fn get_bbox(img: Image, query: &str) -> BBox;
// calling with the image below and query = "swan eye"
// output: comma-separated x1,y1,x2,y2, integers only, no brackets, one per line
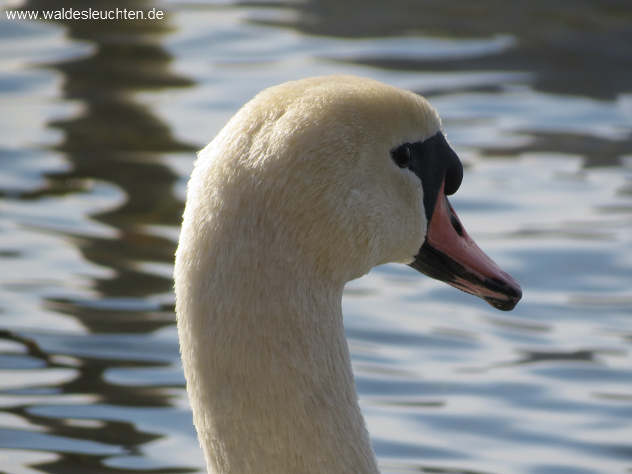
391,143,412,168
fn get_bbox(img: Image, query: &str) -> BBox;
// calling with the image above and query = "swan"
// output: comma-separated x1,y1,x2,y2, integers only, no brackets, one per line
174,75,521,474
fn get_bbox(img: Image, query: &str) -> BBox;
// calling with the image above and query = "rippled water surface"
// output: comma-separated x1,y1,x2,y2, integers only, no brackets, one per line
1,1,631,473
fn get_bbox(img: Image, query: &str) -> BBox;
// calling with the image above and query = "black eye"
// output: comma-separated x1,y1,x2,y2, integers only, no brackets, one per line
391,143,412,168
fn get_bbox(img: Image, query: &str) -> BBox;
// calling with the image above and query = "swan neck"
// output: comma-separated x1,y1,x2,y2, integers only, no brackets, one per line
177,271,379,474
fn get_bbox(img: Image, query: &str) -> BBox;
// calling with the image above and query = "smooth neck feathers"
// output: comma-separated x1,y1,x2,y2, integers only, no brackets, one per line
176,244,378,473
175,157,380,472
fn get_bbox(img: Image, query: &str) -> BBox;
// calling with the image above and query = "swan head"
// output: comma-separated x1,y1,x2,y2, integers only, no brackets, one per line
191,75,521,310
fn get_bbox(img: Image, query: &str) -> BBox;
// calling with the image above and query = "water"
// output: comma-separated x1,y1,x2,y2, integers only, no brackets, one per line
1,1,631,473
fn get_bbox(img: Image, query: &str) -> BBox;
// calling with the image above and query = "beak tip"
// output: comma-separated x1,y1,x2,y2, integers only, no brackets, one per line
484,282,522,311
482,274,522,310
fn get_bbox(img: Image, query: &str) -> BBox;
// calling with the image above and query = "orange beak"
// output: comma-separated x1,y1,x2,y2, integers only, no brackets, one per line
410,182,522,311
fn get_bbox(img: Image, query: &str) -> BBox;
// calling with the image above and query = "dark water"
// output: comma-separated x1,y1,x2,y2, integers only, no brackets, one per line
1,1,631,473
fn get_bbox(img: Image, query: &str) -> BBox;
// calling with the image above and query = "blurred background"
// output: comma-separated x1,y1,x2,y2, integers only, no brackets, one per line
0,0,631,473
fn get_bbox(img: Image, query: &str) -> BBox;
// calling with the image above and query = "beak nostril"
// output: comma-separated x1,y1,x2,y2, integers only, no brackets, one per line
450,214,463,236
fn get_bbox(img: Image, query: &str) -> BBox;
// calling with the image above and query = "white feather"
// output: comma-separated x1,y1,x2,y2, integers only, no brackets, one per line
175,75,442,474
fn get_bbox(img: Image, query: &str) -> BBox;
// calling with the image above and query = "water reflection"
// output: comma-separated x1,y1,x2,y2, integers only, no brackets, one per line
24,0,193,308
482,131,632,168
252,0,632,99
4,0,195,472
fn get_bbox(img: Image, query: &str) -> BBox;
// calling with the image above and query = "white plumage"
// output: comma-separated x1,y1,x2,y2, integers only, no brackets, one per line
174,75,515,473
